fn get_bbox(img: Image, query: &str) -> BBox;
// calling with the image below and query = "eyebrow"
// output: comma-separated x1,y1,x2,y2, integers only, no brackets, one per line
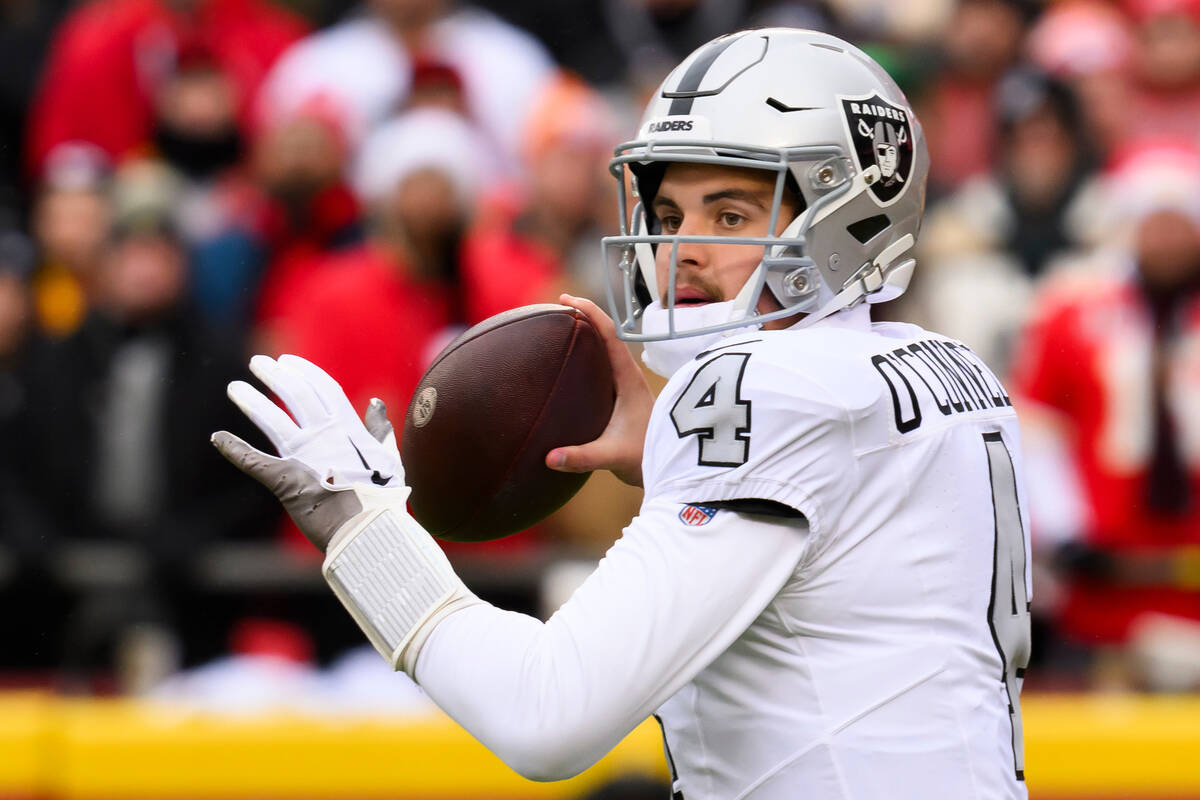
701,188,768,209
652,188,769,211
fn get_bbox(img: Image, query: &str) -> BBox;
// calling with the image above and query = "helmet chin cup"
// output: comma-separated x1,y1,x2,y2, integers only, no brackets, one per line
868,257,915,304
839,233,917,308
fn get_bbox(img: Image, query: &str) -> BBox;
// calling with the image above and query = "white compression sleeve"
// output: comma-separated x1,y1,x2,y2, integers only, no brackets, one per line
412,497,810,781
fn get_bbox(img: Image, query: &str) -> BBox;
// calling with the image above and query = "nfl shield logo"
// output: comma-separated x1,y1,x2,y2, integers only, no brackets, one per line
679,504,718,526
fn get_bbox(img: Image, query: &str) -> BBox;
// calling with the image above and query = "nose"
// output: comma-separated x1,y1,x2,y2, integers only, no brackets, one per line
671,217,710,270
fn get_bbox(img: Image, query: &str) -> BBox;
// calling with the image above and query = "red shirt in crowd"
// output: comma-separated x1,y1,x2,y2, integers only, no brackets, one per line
459,193,565,324
270,243,451,418
253,182,363,325
28,0,306,174
1126,83,1200,155
1011,270,1200,642
918,77,999,192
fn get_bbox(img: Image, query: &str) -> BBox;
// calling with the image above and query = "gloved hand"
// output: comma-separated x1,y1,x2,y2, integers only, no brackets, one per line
212,353,407,552
214,354,478,672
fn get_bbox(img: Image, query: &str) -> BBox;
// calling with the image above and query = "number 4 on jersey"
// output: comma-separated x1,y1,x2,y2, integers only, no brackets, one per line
983,432,1031,781
671,353,752,467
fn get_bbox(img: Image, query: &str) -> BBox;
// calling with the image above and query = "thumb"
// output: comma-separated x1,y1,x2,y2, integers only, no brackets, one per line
211,430,289,490
365,397,395,444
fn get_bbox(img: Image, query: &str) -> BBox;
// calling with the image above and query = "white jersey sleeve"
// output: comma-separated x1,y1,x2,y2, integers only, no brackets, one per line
643,338,867,538
412,498,809,780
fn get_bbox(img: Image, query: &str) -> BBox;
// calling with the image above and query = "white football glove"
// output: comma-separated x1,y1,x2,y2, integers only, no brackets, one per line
212,353,407,551
212,354,479,672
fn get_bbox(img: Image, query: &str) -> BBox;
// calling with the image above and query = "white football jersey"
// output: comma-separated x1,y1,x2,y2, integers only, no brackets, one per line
643,309,1031,800
411,308,1031,794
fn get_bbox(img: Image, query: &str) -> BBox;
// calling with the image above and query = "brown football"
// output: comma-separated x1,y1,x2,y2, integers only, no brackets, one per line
401,304,615,542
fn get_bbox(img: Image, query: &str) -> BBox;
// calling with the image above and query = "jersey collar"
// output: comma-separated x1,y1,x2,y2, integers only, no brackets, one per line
641,302,872,379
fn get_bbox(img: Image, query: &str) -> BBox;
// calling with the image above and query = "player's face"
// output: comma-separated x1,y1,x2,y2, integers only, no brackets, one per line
651,162,796,323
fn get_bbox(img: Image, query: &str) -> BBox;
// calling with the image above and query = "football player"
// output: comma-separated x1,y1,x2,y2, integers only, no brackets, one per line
214,28,1031,798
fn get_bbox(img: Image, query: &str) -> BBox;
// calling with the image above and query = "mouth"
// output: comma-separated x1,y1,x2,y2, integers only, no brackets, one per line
672,286,718,306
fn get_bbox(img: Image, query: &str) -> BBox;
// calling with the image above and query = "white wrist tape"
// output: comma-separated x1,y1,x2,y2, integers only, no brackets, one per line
322,506,479,674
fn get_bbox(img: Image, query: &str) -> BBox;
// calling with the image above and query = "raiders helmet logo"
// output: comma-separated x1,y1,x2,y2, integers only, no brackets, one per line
840,93,915,206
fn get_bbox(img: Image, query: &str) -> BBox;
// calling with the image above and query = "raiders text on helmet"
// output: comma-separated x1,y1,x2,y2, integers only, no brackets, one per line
647,120,695,133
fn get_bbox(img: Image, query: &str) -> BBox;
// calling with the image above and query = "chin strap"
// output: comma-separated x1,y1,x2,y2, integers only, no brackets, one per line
794,233,916,329
639,299,760,377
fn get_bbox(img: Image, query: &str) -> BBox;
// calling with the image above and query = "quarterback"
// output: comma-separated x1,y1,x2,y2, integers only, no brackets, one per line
214,29,1031,799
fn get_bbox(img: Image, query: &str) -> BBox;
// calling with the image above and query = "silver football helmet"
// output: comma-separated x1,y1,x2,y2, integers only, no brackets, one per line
602,28,930,342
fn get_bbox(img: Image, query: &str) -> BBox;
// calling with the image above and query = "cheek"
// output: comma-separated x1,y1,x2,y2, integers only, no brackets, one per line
712,245,766,297
654,245,671,287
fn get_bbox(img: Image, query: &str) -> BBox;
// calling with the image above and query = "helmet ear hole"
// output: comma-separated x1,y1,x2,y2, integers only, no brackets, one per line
847,214,890,244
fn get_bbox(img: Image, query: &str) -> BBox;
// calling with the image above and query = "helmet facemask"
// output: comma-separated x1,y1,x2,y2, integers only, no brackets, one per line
601,137,855,343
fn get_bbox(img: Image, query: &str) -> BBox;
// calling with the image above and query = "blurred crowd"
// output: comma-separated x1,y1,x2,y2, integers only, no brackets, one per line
0,0,1199,703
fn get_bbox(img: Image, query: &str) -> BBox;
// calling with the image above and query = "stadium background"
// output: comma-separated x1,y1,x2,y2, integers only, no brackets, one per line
1,0,1200,796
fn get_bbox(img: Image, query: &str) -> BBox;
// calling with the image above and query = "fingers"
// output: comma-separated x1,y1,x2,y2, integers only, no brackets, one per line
278,354,358,421
560,293,621,348
547,436,643,484
227,380,298,453
545,443,600,474
249,355,329,426
559,293,645,390
549,294,652,487
547,432,643,483
545,435,624,474
364,397,395,444
211,430,288,490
